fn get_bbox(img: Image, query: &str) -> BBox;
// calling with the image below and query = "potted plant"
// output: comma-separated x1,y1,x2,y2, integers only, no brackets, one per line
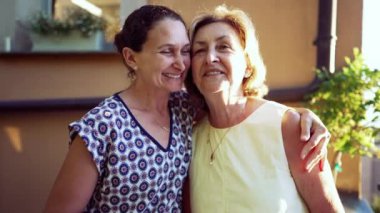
28,7,106,51
306,48,380,181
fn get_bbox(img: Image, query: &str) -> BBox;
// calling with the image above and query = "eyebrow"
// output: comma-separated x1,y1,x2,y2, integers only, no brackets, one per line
193,35,230,46
157,43,191,49
157,44,174,49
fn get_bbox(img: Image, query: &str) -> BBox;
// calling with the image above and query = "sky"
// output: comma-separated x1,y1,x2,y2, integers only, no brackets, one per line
362,1,380,128
362,0,380,70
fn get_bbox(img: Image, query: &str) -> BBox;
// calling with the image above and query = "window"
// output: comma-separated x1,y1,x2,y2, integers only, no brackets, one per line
53,0,121,43
0,0,146,53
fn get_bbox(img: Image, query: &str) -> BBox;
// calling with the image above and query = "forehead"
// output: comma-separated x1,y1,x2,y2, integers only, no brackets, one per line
145,18,189,47
193,22,240,42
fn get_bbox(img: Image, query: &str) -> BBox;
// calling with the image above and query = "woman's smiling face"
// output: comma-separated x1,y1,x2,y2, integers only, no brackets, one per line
191,22,248,96
133,18,191,92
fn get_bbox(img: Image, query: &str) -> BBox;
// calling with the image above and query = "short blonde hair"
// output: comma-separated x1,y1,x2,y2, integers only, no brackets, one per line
186,5,268,100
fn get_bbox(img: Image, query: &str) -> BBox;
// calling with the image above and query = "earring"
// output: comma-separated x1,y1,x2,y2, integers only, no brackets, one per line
244,69,252,78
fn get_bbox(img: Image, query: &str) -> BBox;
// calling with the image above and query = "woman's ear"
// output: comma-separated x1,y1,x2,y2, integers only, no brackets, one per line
244,53,253,78
244,66,253,78
122,47,138,71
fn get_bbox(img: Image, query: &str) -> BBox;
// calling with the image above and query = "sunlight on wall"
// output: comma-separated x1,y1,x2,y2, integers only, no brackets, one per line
4,126,23,152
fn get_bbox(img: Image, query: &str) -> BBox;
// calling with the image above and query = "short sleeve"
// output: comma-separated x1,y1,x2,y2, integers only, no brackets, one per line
68,105,112,175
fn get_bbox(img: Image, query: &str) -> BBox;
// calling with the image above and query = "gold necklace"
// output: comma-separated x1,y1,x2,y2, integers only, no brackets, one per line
207,125,232,165
124,94,170,132
154,117,170,132
134,109,170,132
206,99,248,165
159,123,170,132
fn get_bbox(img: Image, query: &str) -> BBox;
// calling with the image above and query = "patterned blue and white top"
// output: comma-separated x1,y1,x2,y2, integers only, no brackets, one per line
69,91,195,213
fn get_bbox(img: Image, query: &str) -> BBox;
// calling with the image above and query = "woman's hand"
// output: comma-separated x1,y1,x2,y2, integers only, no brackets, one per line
295,107,331,172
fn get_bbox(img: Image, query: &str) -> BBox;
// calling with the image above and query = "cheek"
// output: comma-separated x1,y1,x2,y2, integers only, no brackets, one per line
184,56,191,70
230,56,248,77
191,57,202,73
192,70,202,86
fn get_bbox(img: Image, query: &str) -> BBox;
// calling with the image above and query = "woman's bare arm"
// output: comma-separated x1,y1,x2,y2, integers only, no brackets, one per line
282,110,344,213
294,107,330,171
44,136,98,213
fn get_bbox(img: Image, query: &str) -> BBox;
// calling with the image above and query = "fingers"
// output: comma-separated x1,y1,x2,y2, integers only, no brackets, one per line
300,111,312,141
300,121,331,158
305,143,328,172
301,129,324,159
296,107,331,172
302,131,330,172
319,158,325,171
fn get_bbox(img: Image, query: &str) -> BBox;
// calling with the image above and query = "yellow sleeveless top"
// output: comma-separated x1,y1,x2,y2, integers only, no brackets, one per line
190,101,308,213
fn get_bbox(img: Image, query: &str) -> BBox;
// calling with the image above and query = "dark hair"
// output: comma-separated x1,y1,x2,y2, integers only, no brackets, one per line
114,5,186,78
114,5,185,52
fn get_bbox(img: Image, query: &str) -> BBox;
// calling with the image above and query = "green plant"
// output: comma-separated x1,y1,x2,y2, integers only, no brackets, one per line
29,7,106,37
306,48,380,181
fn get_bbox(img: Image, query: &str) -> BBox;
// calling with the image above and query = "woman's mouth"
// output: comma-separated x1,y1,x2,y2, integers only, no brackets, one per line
163,73,182,79
204,70,224,76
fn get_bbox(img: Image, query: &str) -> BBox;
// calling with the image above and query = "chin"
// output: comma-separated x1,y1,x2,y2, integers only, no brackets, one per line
200,85,226,94
167,85,184,93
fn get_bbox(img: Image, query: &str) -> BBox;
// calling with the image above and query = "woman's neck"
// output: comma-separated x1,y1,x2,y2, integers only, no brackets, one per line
206,92,249,128
120,82,170,114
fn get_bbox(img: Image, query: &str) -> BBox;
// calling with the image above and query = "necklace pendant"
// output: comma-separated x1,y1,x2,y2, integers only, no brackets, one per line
210,153,214,165
162,126,170,132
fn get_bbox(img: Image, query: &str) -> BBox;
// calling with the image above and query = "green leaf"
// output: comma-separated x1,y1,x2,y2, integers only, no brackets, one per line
306,48,380,163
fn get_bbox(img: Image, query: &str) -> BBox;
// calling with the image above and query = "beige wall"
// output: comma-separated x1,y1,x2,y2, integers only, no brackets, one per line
0,0,363,212
0,54,128,212
336,0,363,68
0,110,86,212
151,0,318,89
0,54,127,101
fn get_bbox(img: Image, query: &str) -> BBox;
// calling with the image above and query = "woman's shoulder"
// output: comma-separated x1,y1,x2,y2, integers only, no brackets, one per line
257,99,288,111
282,109,301,127
84,95,124,117
246,98,289,119
262,98,300,130
70,95,125,130
281,108,302,151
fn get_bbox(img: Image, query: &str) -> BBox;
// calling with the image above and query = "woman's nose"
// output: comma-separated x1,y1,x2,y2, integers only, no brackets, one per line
173,55,186,71
206,49,219,64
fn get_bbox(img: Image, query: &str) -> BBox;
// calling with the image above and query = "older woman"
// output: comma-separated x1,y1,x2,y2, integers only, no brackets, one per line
187,5,344,213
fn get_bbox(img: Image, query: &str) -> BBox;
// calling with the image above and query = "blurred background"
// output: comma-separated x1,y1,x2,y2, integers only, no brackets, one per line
0,0,379,212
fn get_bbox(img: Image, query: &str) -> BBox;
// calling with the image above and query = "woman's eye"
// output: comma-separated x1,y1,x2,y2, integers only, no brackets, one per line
217,44,230,50
160,49,173,55
192,48,205,55
181,49,190,55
